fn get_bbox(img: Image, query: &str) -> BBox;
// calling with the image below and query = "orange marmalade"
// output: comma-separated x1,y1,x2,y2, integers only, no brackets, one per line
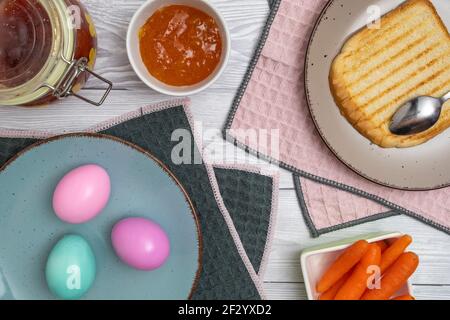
139,5,222,86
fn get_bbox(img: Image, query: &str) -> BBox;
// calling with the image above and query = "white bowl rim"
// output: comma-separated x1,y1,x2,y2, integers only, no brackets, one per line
126,0,231,96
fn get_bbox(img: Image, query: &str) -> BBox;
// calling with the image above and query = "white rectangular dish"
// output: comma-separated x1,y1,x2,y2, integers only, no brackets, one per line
300,232,413,300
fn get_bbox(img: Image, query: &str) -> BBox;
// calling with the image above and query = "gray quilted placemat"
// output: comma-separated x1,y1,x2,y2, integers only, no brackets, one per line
0,103,277,300
214,168,273,274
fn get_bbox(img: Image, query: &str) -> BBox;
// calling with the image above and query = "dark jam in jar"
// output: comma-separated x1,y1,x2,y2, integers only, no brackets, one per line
0,0,99,106
0,0,53,88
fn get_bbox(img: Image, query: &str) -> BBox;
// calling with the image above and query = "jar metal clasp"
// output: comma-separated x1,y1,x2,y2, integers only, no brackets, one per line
41,54,113,106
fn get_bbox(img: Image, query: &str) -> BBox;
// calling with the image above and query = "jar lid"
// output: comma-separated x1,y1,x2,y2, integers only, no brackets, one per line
0,0,75,105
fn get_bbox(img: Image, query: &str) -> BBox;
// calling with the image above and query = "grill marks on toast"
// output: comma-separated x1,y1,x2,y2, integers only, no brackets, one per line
350,40,437,96
343,23,427,79
342,3,424,56
330,0,450,148
341,6,434,79
364,54,449,119
361,55,448,116
345,18,442,100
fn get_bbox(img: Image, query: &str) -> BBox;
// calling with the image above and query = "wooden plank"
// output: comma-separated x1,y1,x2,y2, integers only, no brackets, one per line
264,282,308,300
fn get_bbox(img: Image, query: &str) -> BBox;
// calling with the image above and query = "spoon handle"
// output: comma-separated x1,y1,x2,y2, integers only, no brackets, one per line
442,91,450,103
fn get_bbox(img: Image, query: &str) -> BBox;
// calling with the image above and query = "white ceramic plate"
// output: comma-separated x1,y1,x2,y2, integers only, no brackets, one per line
305,0,450,190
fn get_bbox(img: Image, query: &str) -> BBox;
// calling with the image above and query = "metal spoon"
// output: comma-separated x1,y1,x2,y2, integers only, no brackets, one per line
389,91,450,135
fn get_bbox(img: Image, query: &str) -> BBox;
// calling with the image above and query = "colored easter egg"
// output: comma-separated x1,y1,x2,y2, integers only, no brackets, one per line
53,164,111,224
45,235,96,300
111,217,170,271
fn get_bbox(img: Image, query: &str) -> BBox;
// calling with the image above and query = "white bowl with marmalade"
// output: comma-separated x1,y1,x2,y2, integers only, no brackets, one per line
127,0,231,96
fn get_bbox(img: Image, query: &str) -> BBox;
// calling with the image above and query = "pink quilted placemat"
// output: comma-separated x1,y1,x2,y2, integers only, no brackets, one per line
225,0,450,236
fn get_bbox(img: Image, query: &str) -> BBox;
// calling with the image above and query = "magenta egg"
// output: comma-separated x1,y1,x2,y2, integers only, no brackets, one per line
111,217,170,271
53,164,111,224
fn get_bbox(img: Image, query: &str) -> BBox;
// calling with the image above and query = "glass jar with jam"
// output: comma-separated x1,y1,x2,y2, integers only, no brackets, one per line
0,0,112,107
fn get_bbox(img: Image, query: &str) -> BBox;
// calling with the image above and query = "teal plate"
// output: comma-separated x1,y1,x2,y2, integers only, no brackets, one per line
0,134,201,300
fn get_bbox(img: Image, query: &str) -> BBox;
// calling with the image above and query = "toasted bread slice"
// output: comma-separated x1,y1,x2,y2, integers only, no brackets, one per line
330,0,450,148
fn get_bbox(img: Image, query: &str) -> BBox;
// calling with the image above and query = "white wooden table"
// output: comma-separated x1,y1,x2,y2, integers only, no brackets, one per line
0,0,449,300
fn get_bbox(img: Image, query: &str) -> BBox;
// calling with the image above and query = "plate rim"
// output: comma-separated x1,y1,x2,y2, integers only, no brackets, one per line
0,132,203,300
304,0,450,191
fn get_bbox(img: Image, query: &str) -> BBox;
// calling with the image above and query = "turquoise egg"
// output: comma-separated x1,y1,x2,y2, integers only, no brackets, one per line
45,235,96,300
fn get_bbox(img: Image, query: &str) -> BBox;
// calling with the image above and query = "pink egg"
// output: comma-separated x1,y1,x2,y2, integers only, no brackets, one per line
53,164,111,224
111,217,170,271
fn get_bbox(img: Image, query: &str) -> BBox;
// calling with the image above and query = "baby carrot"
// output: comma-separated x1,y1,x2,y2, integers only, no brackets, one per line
362,252,419,300
334,244,381,300
380,235,412,273
318,271,352,300
392,295,415,300
316,240,369,293
373,240,388,253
